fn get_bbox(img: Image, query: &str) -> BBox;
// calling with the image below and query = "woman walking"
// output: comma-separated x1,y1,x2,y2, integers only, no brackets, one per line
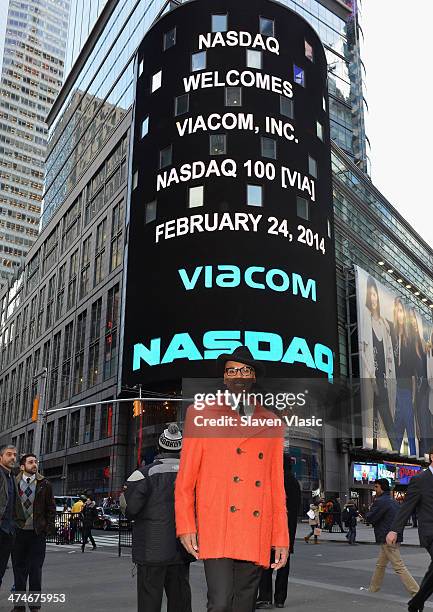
304,504,320,544
81,496,98,552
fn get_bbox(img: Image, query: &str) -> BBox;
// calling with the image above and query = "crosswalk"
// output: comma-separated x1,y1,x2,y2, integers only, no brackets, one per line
47,532,119,549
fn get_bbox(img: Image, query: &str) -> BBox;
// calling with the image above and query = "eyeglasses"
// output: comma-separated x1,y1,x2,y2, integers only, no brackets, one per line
224,366,255,377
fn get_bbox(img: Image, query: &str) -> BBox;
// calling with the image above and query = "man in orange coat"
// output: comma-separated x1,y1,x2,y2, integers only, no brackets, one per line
175,346,289,611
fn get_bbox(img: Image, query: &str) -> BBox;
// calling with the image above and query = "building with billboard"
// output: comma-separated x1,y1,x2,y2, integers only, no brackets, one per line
0,0,431,506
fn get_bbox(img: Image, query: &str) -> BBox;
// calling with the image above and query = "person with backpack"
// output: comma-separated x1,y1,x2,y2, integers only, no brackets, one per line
342,501,359,544
368,478,419,597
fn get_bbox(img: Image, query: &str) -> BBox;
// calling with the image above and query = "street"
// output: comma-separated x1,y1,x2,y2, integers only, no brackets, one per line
1,527,433,611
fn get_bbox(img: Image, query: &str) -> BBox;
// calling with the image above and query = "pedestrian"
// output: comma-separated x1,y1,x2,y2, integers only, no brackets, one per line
342,501,358,544
256,454,301,609
324,499,335,532
175,346,289,612
318,498,326,529
0,444,25,589
367,479,419,597
12,453,56,612
387,447,433,612
81,496,98,552
304,504,320,544
125,423,193,612
70,495,86,543
333,496,346,533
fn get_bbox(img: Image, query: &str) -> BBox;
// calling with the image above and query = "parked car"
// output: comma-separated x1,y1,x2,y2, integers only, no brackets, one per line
54,496,81,513
93,507,121,530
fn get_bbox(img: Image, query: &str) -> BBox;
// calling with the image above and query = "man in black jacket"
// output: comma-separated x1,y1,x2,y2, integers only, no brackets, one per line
0,444,25,589
367,478,418,596
256,454,301,609
12,453,56,612
387,448,433,612
124,423,193,612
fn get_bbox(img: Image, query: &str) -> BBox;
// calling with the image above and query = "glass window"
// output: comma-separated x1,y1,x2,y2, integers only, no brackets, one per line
294,65,305,87
163,27,176,50
261,137,276,159
280,96,294,119
212,14,228,32
175,93,189,117
145,201,157,223
247,50,262,70
260,17,274,37
159,145,172,169
141,117,149,138
305,40,314,62
189,186,204,208
138,59,144,77
151,70,162,93
192,51,206,72
316,121,324,141
308,155,318,178
225,87,242,107
297,197,309,220
247,185,263,207
210,134,226,155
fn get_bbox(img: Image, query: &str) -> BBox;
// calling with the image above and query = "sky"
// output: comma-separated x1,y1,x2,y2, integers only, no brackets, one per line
361,0,433,249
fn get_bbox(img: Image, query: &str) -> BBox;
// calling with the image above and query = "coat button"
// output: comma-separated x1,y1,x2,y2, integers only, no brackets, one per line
230,505,237,513
253,510,260,517
233,476,241,483
236,448,243,454
258,452,264,459
255,481,261,487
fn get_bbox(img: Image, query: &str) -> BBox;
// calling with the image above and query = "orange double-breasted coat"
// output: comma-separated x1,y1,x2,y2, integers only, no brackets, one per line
175,402,289,568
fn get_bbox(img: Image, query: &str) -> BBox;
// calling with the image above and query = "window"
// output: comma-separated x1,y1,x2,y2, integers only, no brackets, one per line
189,186,204,208
305,40,314,62
175,93,189,117
297,196,309,220
163,27,176,50
26,430,34,454
104,285,119,380
151,70,162,92
138,59,144,76
88,299,101,388
225,87,242,107
45,421,54,454
247,185,263,207
132,171,138,190
94,219,106,287
212,14,228,32
247,50,262,70
159,145,172,169
79,236,91,300
191,51,206,72
308,156,318,178
280,96,294,119
56,263,66,320
261,137,276,159
145,201,157,223
69,411,80,447
316,120,324,141
67,250,78,311
210,134,226,155
141,117,149,138
60,322,74,402
46,275,56,330
49,332,61,408
293,65,305,87
100,403,113,439
84,405,95,443
110,202,124,272
259,17,274,37
74,311,87,395
57,416,67,450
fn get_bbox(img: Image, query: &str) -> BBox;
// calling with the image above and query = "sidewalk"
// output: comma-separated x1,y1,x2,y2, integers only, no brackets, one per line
296,521,422,547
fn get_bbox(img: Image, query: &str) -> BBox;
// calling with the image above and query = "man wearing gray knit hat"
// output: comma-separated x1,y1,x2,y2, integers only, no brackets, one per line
124,423,193,612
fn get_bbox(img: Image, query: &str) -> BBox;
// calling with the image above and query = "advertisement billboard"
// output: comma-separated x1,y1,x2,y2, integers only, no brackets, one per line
355,265,433,457
121,0,338,388
353,463,377,483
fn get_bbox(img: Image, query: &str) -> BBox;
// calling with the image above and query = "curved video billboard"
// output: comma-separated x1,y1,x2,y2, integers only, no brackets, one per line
122,0,338,386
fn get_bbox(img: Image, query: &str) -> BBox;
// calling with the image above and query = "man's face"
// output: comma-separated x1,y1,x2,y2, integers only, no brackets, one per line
22,456,38,475
0,448,17,470
374,483,383,496
224,360,256,394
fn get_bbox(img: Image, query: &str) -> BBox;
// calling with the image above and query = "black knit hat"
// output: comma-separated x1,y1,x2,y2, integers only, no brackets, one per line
375,478,390,492
159,423,182,451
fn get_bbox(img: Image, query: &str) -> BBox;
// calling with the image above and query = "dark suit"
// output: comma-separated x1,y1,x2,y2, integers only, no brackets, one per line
257,462,301,606
391,467,433,608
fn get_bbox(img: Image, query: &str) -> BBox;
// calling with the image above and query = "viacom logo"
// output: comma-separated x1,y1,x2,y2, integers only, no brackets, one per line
133,330,334,381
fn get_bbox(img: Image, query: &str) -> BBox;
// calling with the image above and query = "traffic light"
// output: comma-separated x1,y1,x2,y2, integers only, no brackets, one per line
31,396,39,422
133,400,142,418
